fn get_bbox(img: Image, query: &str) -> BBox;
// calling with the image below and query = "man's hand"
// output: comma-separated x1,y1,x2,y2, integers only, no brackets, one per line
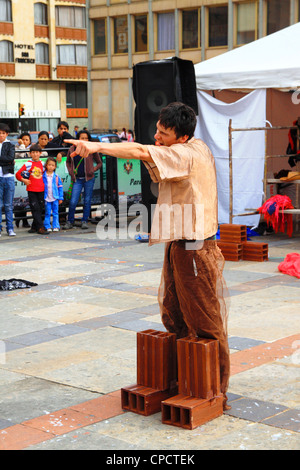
64,138,153,162
64,139,101,158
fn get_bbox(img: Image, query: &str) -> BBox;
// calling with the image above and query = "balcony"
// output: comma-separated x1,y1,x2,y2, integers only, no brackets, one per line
36,64,51,78
0,63,15,77
56,27,86,41
34,25,49,38
56,65,87,79
0,22,13,35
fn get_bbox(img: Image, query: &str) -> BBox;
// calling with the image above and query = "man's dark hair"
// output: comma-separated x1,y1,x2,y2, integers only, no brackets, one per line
0,122,10,133
158,102,197,140
57,121,69,130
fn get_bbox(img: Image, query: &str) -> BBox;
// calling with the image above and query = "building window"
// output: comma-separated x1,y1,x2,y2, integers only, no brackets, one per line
236,2,256,45
157,12,175,51
0,0,12,22
182,9,199,49
55,6,86,29
208,6,228,47
267,0,290,35
36,42,49,64
94,19,106,55
56,44,87,66
0,40,13,62
66,83,87,109
34,2,48,25
114,16,128,54
135,15,148,52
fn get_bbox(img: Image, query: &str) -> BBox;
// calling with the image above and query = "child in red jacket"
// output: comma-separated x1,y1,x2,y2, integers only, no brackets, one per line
16,144,49,235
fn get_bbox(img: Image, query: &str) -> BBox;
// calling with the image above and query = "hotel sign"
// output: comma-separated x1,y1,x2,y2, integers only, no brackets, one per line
14,43,35,64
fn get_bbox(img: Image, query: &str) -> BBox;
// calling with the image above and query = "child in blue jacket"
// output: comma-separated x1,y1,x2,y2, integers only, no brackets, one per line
43,157,64,232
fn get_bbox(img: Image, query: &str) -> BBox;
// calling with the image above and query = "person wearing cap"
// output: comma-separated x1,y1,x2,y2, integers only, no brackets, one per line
65,102,230,410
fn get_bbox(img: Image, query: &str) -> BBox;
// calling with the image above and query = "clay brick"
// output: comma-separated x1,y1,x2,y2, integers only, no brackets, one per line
177,337,221,399
122,330,177,416
137,330,177,391
121,384,177,416
217,241,243,261
161,394,223,429
219,224,247,243
242,242,268,261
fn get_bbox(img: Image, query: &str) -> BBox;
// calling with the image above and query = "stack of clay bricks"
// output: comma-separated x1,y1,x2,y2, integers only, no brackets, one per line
217,224,268,262
161,337,223,429
121,330,178,416
121,330,223,429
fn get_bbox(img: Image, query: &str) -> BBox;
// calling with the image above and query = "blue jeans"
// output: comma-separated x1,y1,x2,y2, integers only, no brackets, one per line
44,200,60,230
67,177,95,223
0,176,15,233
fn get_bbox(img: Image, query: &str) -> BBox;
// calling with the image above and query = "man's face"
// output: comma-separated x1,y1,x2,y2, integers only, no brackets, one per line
154,121,189,147
0,130,8,144
57,125,68,136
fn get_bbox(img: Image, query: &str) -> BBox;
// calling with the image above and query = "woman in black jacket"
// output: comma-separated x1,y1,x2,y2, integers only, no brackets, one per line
0,123,16,237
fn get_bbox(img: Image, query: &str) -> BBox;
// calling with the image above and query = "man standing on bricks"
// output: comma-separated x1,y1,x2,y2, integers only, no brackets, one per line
65,102,230,410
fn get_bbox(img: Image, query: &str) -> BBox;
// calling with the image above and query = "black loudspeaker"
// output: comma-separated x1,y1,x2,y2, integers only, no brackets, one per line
133,57,198,145
132,57,198,232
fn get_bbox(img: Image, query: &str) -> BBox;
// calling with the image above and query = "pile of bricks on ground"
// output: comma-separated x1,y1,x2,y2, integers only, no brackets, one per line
121,330,223,429
217,224,268,262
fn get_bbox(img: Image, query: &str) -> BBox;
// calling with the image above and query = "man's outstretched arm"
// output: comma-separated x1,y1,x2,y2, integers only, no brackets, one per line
64,139,154,162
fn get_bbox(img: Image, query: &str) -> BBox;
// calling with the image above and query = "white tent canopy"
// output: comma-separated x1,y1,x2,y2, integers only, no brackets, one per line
194,23,300,90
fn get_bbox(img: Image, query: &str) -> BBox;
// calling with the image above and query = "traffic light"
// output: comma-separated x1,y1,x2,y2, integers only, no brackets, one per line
18,103,25,117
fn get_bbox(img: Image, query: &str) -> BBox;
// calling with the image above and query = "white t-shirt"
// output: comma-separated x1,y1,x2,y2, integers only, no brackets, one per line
45,173,55,202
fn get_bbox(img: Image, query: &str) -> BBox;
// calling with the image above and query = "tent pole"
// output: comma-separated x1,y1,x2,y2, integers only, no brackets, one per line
263,128,268,203
229,119,233,223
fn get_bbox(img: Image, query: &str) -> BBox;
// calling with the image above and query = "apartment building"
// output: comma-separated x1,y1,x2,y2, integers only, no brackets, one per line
0,0,88,134
89,0,300,131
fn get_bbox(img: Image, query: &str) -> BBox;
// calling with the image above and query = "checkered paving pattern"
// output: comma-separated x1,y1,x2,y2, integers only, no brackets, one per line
0,225,299,450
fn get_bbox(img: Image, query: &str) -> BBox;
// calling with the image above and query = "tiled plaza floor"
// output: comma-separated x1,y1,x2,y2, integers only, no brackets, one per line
0,222,299,450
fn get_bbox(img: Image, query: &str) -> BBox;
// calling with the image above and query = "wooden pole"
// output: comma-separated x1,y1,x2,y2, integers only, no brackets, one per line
228,119,233,224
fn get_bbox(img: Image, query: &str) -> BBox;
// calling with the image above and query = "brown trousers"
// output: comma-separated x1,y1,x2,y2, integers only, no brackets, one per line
158,239,230,400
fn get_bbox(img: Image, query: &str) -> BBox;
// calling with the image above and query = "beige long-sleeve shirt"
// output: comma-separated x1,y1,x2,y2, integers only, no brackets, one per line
144,138,218,246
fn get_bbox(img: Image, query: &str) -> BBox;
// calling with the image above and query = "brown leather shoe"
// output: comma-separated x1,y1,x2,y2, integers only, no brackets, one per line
38,227,50,235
